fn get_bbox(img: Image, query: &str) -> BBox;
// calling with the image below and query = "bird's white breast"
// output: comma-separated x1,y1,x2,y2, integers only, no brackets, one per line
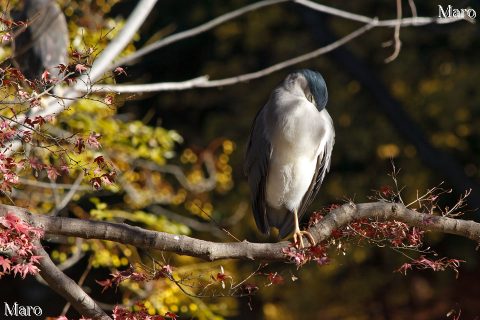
265,98,332,212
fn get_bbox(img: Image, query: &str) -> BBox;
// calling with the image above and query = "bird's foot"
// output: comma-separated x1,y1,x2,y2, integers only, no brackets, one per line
293,230,316,249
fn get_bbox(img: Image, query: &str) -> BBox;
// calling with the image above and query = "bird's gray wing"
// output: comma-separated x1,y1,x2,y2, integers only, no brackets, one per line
244,107,271,235
298,131,335,221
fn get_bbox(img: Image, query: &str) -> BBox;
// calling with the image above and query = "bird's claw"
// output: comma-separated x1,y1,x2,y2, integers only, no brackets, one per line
293,230,316,249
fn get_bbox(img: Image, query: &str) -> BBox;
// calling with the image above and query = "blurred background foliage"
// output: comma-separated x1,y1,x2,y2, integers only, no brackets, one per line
1,0,480,319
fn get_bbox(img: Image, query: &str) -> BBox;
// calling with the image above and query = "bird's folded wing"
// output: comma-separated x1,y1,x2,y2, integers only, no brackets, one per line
244,108,271,235
298,135,334,221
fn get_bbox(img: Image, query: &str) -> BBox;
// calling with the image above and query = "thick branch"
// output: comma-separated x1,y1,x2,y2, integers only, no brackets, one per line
86,0,158,82
34,243,111,320
2,202,480,262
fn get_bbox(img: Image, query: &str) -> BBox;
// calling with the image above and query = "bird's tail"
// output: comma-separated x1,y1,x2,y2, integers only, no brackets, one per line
267,207,295,239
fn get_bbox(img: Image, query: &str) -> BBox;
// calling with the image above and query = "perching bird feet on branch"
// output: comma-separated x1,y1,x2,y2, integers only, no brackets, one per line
293,229,316,249
292,208,316,248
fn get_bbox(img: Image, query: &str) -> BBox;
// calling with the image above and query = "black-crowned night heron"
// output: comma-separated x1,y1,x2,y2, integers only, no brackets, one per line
12,0,68,81
244,69,335,248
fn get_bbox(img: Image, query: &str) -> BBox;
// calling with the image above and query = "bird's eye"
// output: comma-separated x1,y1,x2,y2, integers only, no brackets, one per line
308,95,314,103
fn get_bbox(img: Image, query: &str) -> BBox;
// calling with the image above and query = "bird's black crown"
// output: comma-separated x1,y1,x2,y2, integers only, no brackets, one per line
298,69,328,111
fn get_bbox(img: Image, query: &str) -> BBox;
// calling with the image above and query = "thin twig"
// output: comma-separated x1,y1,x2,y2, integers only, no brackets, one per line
113,0,290,68
50,171,85,216
193,203,242,242
408,0,418,18
385,0,402,63
148,205,225,237
55,238,86,271
133,152,217,193
61,259,93,316
50,179,61,207
18,178,91,190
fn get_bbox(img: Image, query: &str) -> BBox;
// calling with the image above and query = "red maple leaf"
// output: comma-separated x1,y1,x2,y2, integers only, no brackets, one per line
104,95,113,105
75,138,85,153
47,166,60,181
41,70,50,82
1,212,21,229
100,172,116,185
93,156,105,166
380,185,393,197
396,263,412,275
23,262,40,277
75,64,88,73
11,263,30,278
95,278,113,293
28,255,43,264
266,272,284,285
0,256,11,273
55,63,68,73
114,67,127,76
161,264,173,276
2,33,12,42
165,312,178,320
87,132,101,149
90,177,101,190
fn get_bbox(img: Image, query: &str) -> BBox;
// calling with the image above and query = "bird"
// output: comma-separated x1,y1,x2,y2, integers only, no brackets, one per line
244,69,335,248
11,0,68,82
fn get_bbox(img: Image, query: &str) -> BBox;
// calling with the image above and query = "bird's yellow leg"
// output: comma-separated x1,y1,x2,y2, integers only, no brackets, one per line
292,209,316,249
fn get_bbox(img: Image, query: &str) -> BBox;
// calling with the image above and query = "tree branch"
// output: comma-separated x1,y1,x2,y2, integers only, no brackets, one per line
50,171,85,216
90,10,468,94
34,242,111,320
86,0,158,82
113,0,290,68
3,202,479,263
384,0,402,63
90,21,377,93
113,0,465,70
294,0,465,26
131,152,217,193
